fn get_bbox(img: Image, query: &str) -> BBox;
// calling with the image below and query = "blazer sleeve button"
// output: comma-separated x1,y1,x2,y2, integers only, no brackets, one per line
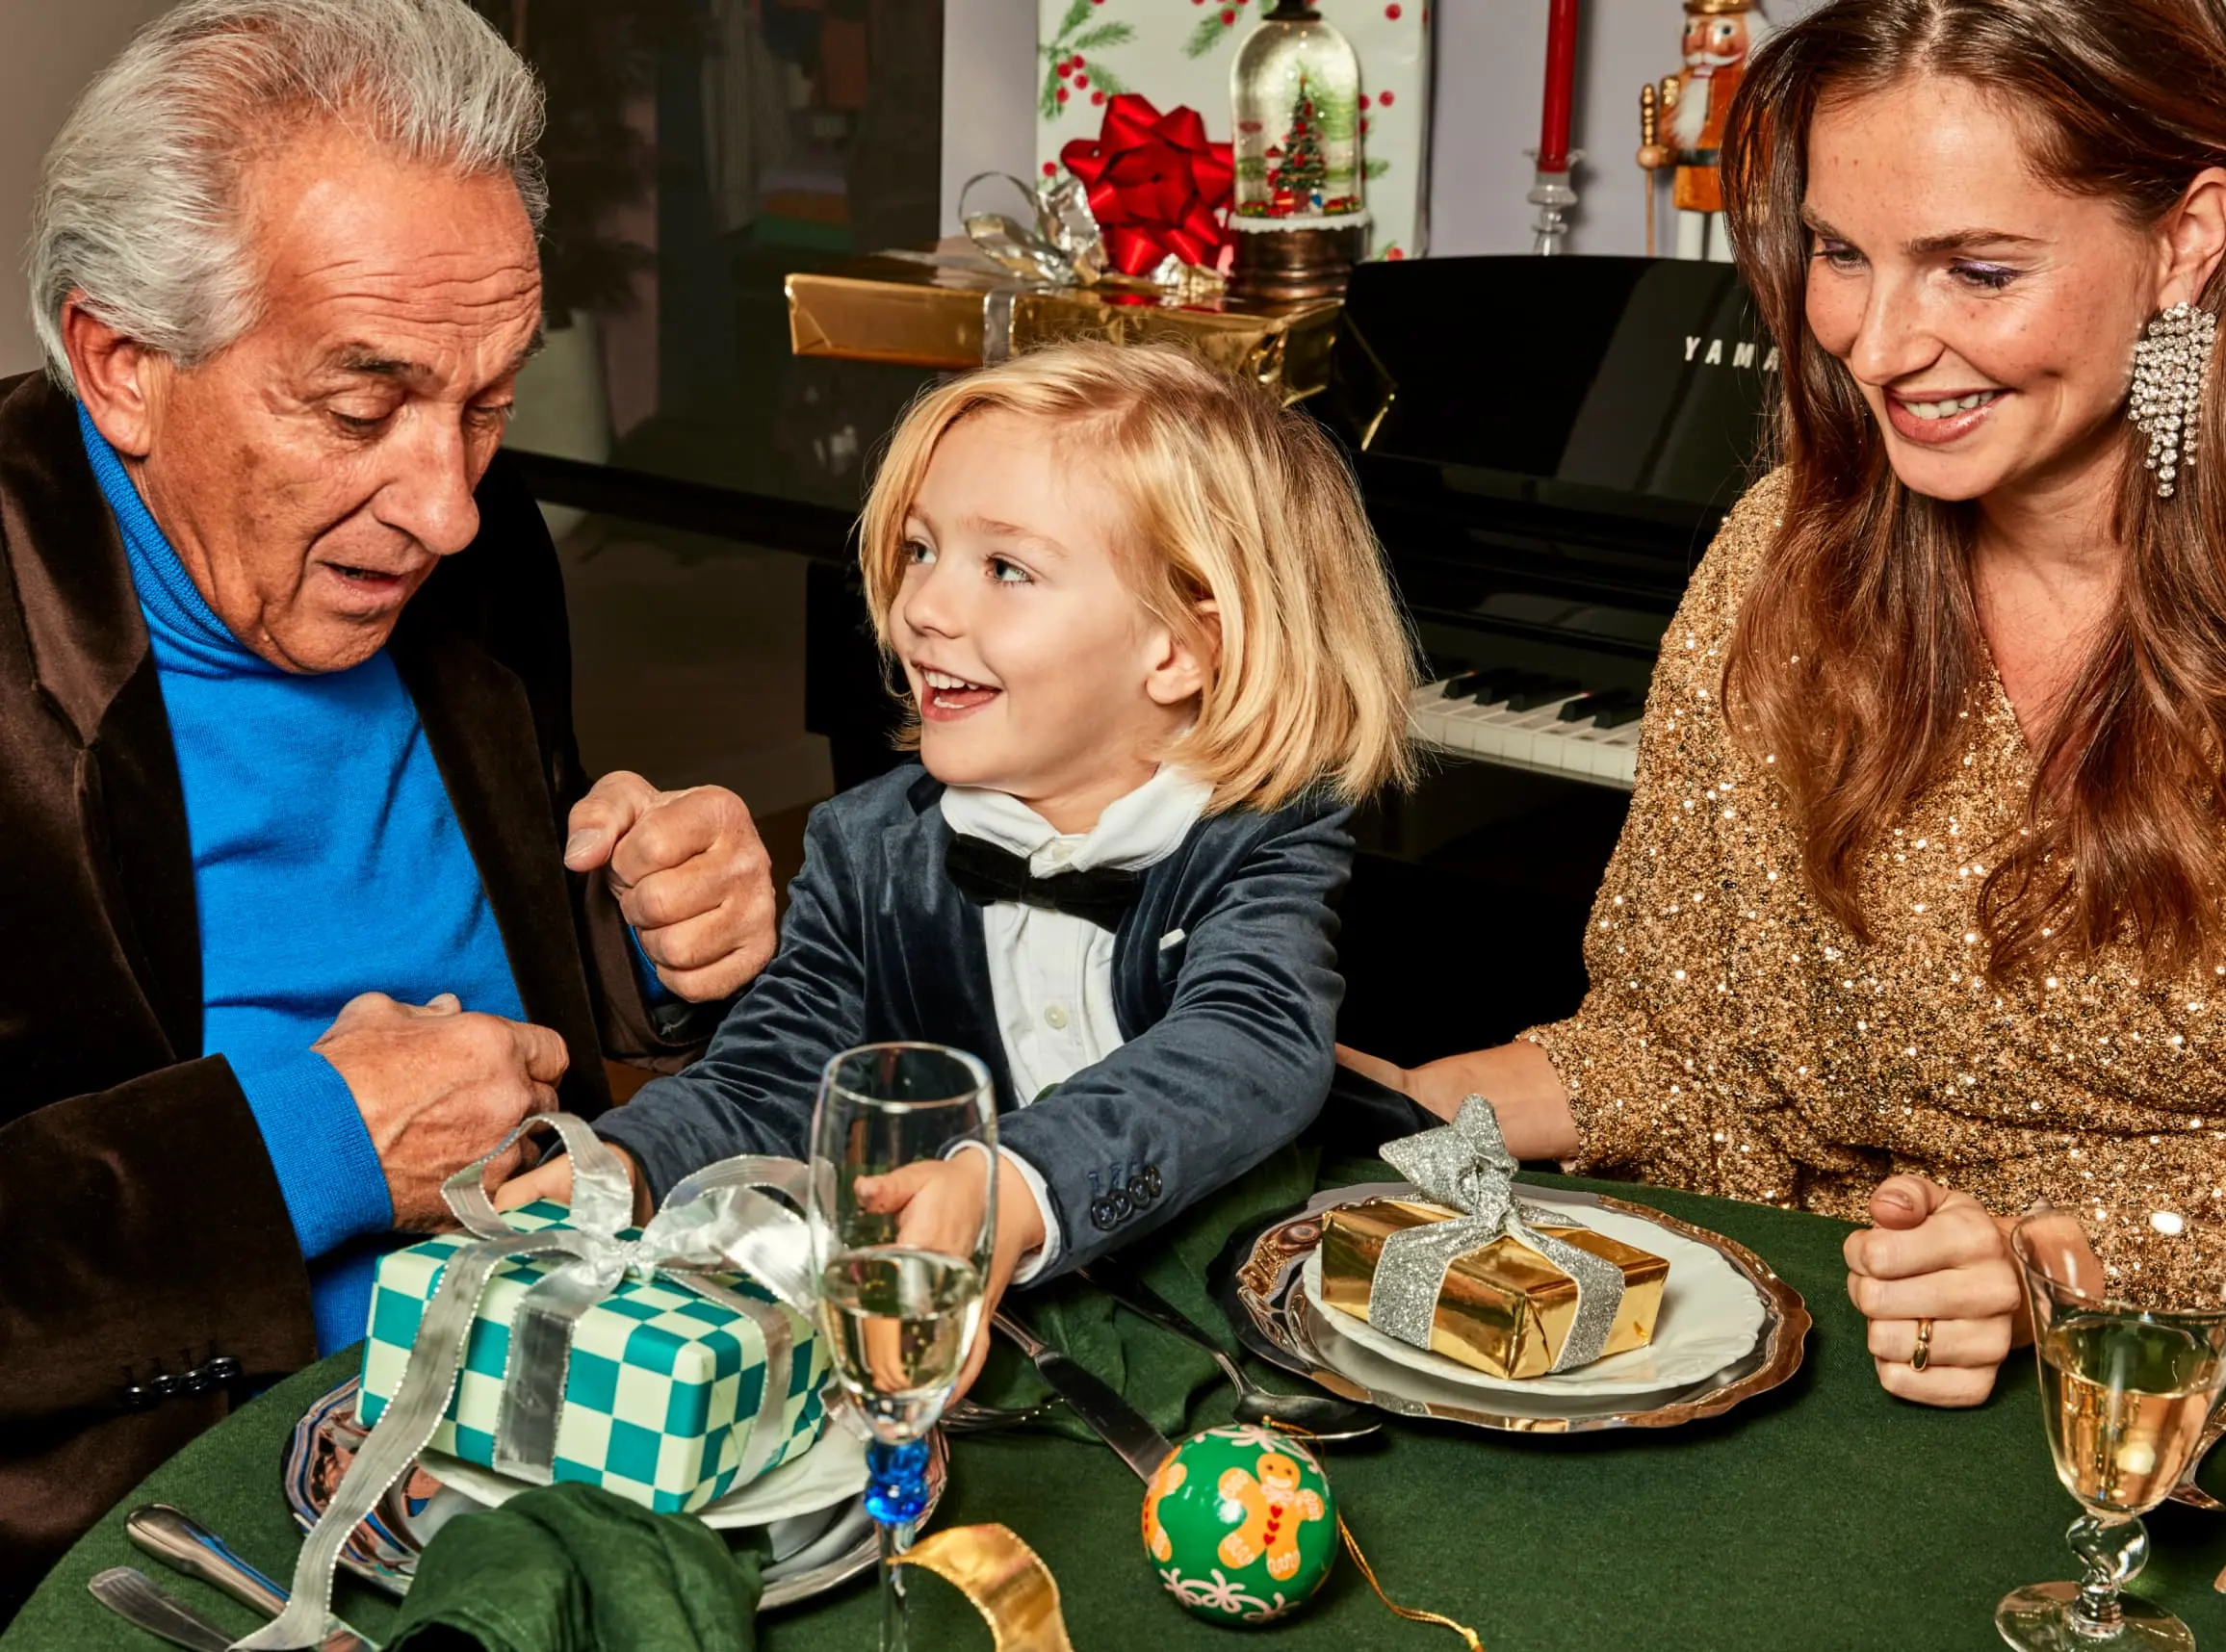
1109,1189,1133,1221
1091,1198,1117,1231
120,1382,155,1410
1126,1173,1153,1209
1142,1166,1163,1199
205,1355,243,1384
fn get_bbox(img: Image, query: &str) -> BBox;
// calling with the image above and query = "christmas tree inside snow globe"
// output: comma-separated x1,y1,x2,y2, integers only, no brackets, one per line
1229,0,1368,299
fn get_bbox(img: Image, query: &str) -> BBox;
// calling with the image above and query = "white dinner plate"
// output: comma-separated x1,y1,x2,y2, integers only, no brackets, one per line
420,1418,869,1532
1303,1186,1770,1400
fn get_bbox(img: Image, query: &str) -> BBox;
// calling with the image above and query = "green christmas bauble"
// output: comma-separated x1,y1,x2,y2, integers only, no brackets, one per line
1141,1425,1337,1625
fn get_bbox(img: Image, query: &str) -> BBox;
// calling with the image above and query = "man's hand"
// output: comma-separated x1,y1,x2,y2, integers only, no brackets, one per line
565,772,776,1004
1845,1174,2027,1407
313,992,569,1230
856,1151,1047,1400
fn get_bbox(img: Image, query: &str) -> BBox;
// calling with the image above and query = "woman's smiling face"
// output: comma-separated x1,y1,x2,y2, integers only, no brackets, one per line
889,409,1204,832
1801,73,2173,508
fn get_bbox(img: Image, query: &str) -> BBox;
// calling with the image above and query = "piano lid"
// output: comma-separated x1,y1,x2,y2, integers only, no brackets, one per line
1323,255,1779,535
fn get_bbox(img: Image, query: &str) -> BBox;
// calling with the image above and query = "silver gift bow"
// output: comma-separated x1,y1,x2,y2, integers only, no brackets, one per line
889,171,1228,365
1369,1096,1626,1375
239,1115,815,1651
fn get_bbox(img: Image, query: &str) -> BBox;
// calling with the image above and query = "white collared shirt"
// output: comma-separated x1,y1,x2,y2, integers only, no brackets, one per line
940,766,1212,1279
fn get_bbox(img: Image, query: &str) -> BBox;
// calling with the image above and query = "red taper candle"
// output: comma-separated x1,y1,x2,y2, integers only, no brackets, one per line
1537,0,1580,174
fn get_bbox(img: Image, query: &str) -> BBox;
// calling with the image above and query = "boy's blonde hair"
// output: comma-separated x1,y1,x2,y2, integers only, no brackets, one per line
858,341,1417,813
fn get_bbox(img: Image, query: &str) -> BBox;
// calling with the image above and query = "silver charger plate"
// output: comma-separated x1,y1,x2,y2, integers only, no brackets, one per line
282,1376,946,1609
1214,1181,1812,1433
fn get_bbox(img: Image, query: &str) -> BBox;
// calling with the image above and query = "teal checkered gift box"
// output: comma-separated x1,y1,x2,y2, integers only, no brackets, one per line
359,1200,828,1513
245,1121,832,1652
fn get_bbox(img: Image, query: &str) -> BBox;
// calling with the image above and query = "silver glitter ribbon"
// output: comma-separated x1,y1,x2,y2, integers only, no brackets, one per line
1369,1096,1627,1375
239,1116,815,1651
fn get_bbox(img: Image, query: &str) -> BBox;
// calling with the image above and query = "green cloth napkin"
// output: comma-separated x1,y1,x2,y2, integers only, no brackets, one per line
969,1143,1323,1439
385,1483,764,1652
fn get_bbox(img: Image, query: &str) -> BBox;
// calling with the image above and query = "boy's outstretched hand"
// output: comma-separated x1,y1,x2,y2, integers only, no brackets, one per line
492,1144,655,1226
855,1150,1048,1400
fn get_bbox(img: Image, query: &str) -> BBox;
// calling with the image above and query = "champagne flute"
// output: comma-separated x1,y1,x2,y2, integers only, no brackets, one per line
1998,1206,2226,1651
809,1043,997,1652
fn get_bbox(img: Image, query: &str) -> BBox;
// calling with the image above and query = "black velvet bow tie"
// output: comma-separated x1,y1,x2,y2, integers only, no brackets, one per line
945,835,1144,932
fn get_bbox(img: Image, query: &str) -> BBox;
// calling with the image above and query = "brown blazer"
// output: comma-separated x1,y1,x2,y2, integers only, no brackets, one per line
0,371,691,1611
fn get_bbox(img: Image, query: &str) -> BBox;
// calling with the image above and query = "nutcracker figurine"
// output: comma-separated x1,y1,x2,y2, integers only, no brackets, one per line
1663,0,1770,263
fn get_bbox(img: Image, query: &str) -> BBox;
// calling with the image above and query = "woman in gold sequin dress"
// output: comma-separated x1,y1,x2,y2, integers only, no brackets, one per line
1345,0,2226,1406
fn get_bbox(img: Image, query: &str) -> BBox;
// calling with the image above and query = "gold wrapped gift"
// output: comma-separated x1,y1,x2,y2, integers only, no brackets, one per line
1319,1198,1670,1380
785,241,1341,405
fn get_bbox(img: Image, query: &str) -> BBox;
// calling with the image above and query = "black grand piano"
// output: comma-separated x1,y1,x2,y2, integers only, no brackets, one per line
1322,253,1776,1062
805,254,1778,1065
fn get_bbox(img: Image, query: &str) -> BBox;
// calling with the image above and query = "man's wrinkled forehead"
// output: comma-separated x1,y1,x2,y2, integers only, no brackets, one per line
235,121,542,387
315,329,546,392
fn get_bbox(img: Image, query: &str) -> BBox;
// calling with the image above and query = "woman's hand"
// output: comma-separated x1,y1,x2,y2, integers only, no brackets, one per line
855,1150,1048,1400
1334,1041,1580,1159
1845,1174,2025,1407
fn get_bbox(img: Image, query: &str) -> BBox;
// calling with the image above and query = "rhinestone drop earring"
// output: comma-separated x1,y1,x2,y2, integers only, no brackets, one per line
2131,300,2218,500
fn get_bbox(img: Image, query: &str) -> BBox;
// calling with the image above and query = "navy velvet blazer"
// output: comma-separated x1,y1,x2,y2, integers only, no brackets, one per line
599,763,1353,1275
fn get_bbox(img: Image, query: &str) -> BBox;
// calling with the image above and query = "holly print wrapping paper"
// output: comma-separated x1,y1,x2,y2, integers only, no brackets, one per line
1035,0,1432,260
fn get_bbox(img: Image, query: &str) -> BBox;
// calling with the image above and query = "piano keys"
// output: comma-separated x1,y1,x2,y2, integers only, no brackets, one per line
1409,670,1644,788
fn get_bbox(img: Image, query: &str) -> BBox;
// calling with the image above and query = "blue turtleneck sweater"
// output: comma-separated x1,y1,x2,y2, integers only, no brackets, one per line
80,406,528,1356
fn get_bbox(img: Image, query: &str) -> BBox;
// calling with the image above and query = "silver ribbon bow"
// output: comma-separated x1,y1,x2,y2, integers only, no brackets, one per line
239,1116,815,1651
879,171,1229,366
1369,1096,1626,1375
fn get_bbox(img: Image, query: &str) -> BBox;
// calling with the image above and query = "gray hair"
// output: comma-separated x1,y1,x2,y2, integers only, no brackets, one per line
28,0,547,395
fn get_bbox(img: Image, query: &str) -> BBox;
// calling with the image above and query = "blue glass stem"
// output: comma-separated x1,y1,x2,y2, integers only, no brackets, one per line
867,1438,931,1652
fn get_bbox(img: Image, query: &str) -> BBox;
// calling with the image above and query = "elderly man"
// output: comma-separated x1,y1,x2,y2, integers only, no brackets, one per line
0,0,778,1605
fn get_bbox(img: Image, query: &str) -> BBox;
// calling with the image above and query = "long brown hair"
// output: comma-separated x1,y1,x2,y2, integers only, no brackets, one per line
1721,0,2226,979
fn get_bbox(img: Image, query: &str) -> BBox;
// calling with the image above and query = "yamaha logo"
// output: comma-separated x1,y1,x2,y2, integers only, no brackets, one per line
1684,335,1780,372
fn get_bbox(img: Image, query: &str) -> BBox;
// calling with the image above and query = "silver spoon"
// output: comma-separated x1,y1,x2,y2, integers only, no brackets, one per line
1078,1264,1382,1442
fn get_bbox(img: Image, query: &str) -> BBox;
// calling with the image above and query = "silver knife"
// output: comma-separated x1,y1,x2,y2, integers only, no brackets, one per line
88,1566,233,1652
126,1504,381,1652
993,1309,1173,1481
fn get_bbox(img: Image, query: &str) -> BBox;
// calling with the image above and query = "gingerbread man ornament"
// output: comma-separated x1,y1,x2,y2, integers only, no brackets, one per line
1215,1450,1330,1581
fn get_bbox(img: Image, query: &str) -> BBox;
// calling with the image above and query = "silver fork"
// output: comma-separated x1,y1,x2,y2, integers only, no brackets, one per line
88,1566,233,1652
942,1396,1062,1433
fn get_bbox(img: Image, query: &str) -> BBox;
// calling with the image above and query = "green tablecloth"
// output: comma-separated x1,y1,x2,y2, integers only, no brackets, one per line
10,1174,2226,1652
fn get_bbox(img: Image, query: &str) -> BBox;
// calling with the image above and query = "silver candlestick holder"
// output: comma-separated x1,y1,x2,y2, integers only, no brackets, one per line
1527,148,1584,255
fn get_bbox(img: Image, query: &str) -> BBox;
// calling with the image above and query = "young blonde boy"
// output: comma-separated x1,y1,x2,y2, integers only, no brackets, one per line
504,342,1413,1358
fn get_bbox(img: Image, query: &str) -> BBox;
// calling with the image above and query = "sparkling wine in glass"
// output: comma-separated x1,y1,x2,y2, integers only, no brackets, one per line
1998,1207,2226,1651
808,1043,997,1652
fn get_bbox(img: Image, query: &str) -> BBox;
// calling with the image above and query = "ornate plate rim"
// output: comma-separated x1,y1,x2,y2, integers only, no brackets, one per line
283,1374,946,1610
1212,1181,1812,1434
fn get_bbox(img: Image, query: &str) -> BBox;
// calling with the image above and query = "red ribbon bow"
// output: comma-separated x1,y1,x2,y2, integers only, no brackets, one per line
1059,94,1235,278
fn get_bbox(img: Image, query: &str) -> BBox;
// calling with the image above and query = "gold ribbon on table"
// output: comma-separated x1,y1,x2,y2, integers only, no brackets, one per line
892,1524,1076,1652
238,1115,815,1651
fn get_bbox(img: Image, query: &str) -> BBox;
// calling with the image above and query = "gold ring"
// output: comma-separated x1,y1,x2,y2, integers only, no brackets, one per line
1911,1317,1934,1373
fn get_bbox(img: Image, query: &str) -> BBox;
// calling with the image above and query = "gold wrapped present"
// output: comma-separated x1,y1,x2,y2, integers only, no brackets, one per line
785,241,1341,406
1319,1198,1670,1380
